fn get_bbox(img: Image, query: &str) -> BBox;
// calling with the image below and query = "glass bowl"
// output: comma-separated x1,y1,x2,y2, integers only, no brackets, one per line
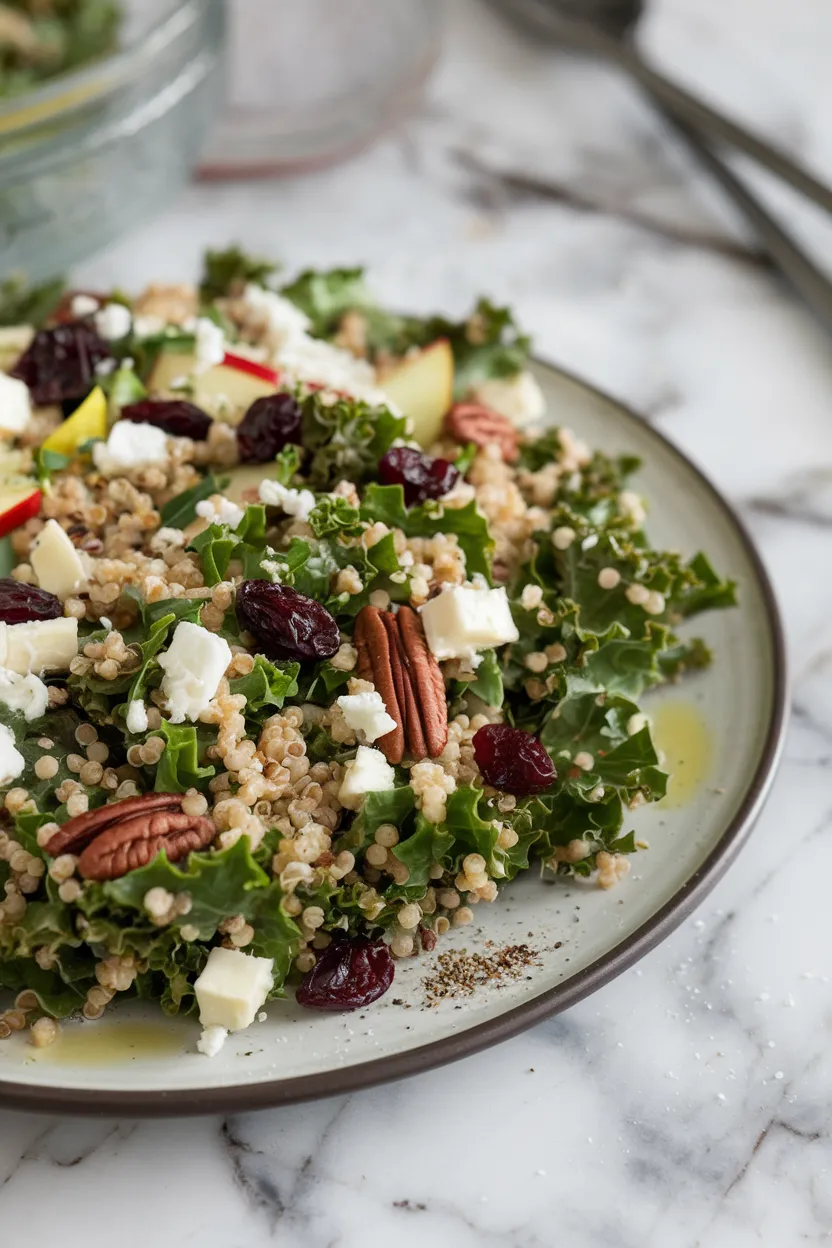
199,0,442,178
0,0,226,284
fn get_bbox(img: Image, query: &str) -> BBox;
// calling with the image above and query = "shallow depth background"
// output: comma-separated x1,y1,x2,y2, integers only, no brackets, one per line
2,0,832,1244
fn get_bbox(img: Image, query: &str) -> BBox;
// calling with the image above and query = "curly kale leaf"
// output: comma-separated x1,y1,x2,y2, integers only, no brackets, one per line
200,245,278,302
301,392,407,490
281,267,374,338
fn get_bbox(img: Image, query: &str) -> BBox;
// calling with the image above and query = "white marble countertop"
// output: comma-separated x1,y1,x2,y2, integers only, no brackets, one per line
2,0,831,1243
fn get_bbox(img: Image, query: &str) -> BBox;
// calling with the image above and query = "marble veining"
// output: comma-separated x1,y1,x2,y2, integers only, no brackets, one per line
2,0,831,1243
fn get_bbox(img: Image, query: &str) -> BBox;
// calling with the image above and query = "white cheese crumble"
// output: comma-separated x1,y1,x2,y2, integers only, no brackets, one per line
195,496,244,531
472,371,545,426
419,585,519,662
0,723,24,785
338,745,396,811
258,477,316,522
94,302,132,341
158,621,232,723
336,691,397,743
0,371,32,434
30,519,89,598
0,617,78,675
70,293,100,318
126,699,149,735
132,314,166,339
241,282,311,347
194,316,226,374
194,947,274,1032
92,421,169,475
0,668,48,721
196,1025,228,1058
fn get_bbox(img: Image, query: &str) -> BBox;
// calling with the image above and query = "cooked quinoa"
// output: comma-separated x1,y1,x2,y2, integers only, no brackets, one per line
0,251,736,1047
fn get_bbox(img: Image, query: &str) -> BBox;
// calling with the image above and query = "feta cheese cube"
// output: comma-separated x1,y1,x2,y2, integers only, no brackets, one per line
30,519,90,598
92,421,169,475
419,585,519,661
472,371,546,426
338,745,396,811
0,372,32,435
258,478,316,522
196,1025,228,1058
195,496,244,531
126,698,149,735
0,616,78,675
194,947,274,1032
0,723,24,786
0,668,48,721
336,691,397,743
158,621,232,722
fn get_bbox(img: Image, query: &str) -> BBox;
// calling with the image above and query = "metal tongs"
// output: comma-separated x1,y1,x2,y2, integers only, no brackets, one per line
487,0,832,335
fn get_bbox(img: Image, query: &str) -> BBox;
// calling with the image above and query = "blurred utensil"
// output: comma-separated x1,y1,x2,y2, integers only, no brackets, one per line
486,0,832,335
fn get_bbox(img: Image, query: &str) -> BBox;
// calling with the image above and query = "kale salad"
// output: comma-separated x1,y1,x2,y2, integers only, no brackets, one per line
0,249,735,1054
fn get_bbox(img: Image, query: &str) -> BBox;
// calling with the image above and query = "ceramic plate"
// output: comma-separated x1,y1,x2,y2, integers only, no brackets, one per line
0,359,787,1116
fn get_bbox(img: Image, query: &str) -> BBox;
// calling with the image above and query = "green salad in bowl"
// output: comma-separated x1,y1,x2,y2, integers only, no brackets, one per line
0,248,735,1056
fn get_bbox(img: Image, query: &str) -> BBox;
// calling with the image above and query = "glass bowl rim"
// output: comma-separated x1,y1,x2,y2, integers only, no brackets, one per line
0,0,211,141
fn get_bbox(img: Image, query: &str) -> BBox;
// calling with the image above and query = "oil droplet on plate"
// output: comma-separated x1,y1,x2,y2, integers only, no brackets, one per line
34,1020,185,1067
651,700,713,809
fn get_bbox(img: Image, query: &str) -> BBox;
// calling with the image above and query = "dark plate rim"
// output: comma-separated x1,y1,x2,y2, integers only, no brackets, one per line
0,358,789,1118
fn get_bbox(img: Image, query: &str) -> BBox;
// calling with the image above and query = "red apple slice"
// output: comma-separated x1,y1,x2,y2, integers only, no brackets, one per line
149,351,282,425
0,480,42,538
379,339,454,447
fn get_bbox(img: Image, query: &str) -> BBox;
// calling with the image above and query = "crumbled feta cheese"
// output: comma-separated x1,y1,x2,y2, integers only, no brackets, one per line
0,668,48,721
194,317,226,374
126,699,149,735
337,691,397,743
195,496,244,531
338,745,396,810
0,617,78,675
92,421,169,475
196,1025,228,1058
0,372,31,434
242,283,311,346
472,371,546,425
194,947,274,1031
0,723,24,785
94,302,132,341
258,478,316,522
30,519,89,598
419,585,519,662
150,526,185,553
158,621,232,723
70,293,100,318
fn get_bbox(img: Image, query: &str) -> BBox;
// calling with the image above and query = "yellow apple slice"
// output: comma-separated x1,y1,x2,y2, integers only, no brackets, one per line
379,339,454,447
149,351,281,425
42,386,107,457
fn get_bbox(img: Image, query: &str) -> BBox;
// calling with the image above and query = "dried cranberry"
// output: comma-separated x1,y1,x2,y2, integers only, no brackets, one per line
473,723,555,796
296,937,394,1011
378,446,459,506
236,580,340,662
121,399,212,441
236,393,303,463
10,323,112,406
0,579,62,624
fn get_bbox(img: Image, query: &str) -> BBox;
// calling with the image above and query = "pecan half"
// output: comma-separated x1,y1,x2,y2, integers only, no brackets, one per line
354,605,448,765
445,402,520,463
44,793,215,882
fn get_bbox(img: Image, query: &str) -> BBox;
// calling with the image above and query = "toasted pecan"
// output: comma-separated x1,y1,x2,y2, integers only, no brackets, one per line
353,605,448,765
445,401,520,463
44,792,183,858
44,792,215,882
78,809,215,882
